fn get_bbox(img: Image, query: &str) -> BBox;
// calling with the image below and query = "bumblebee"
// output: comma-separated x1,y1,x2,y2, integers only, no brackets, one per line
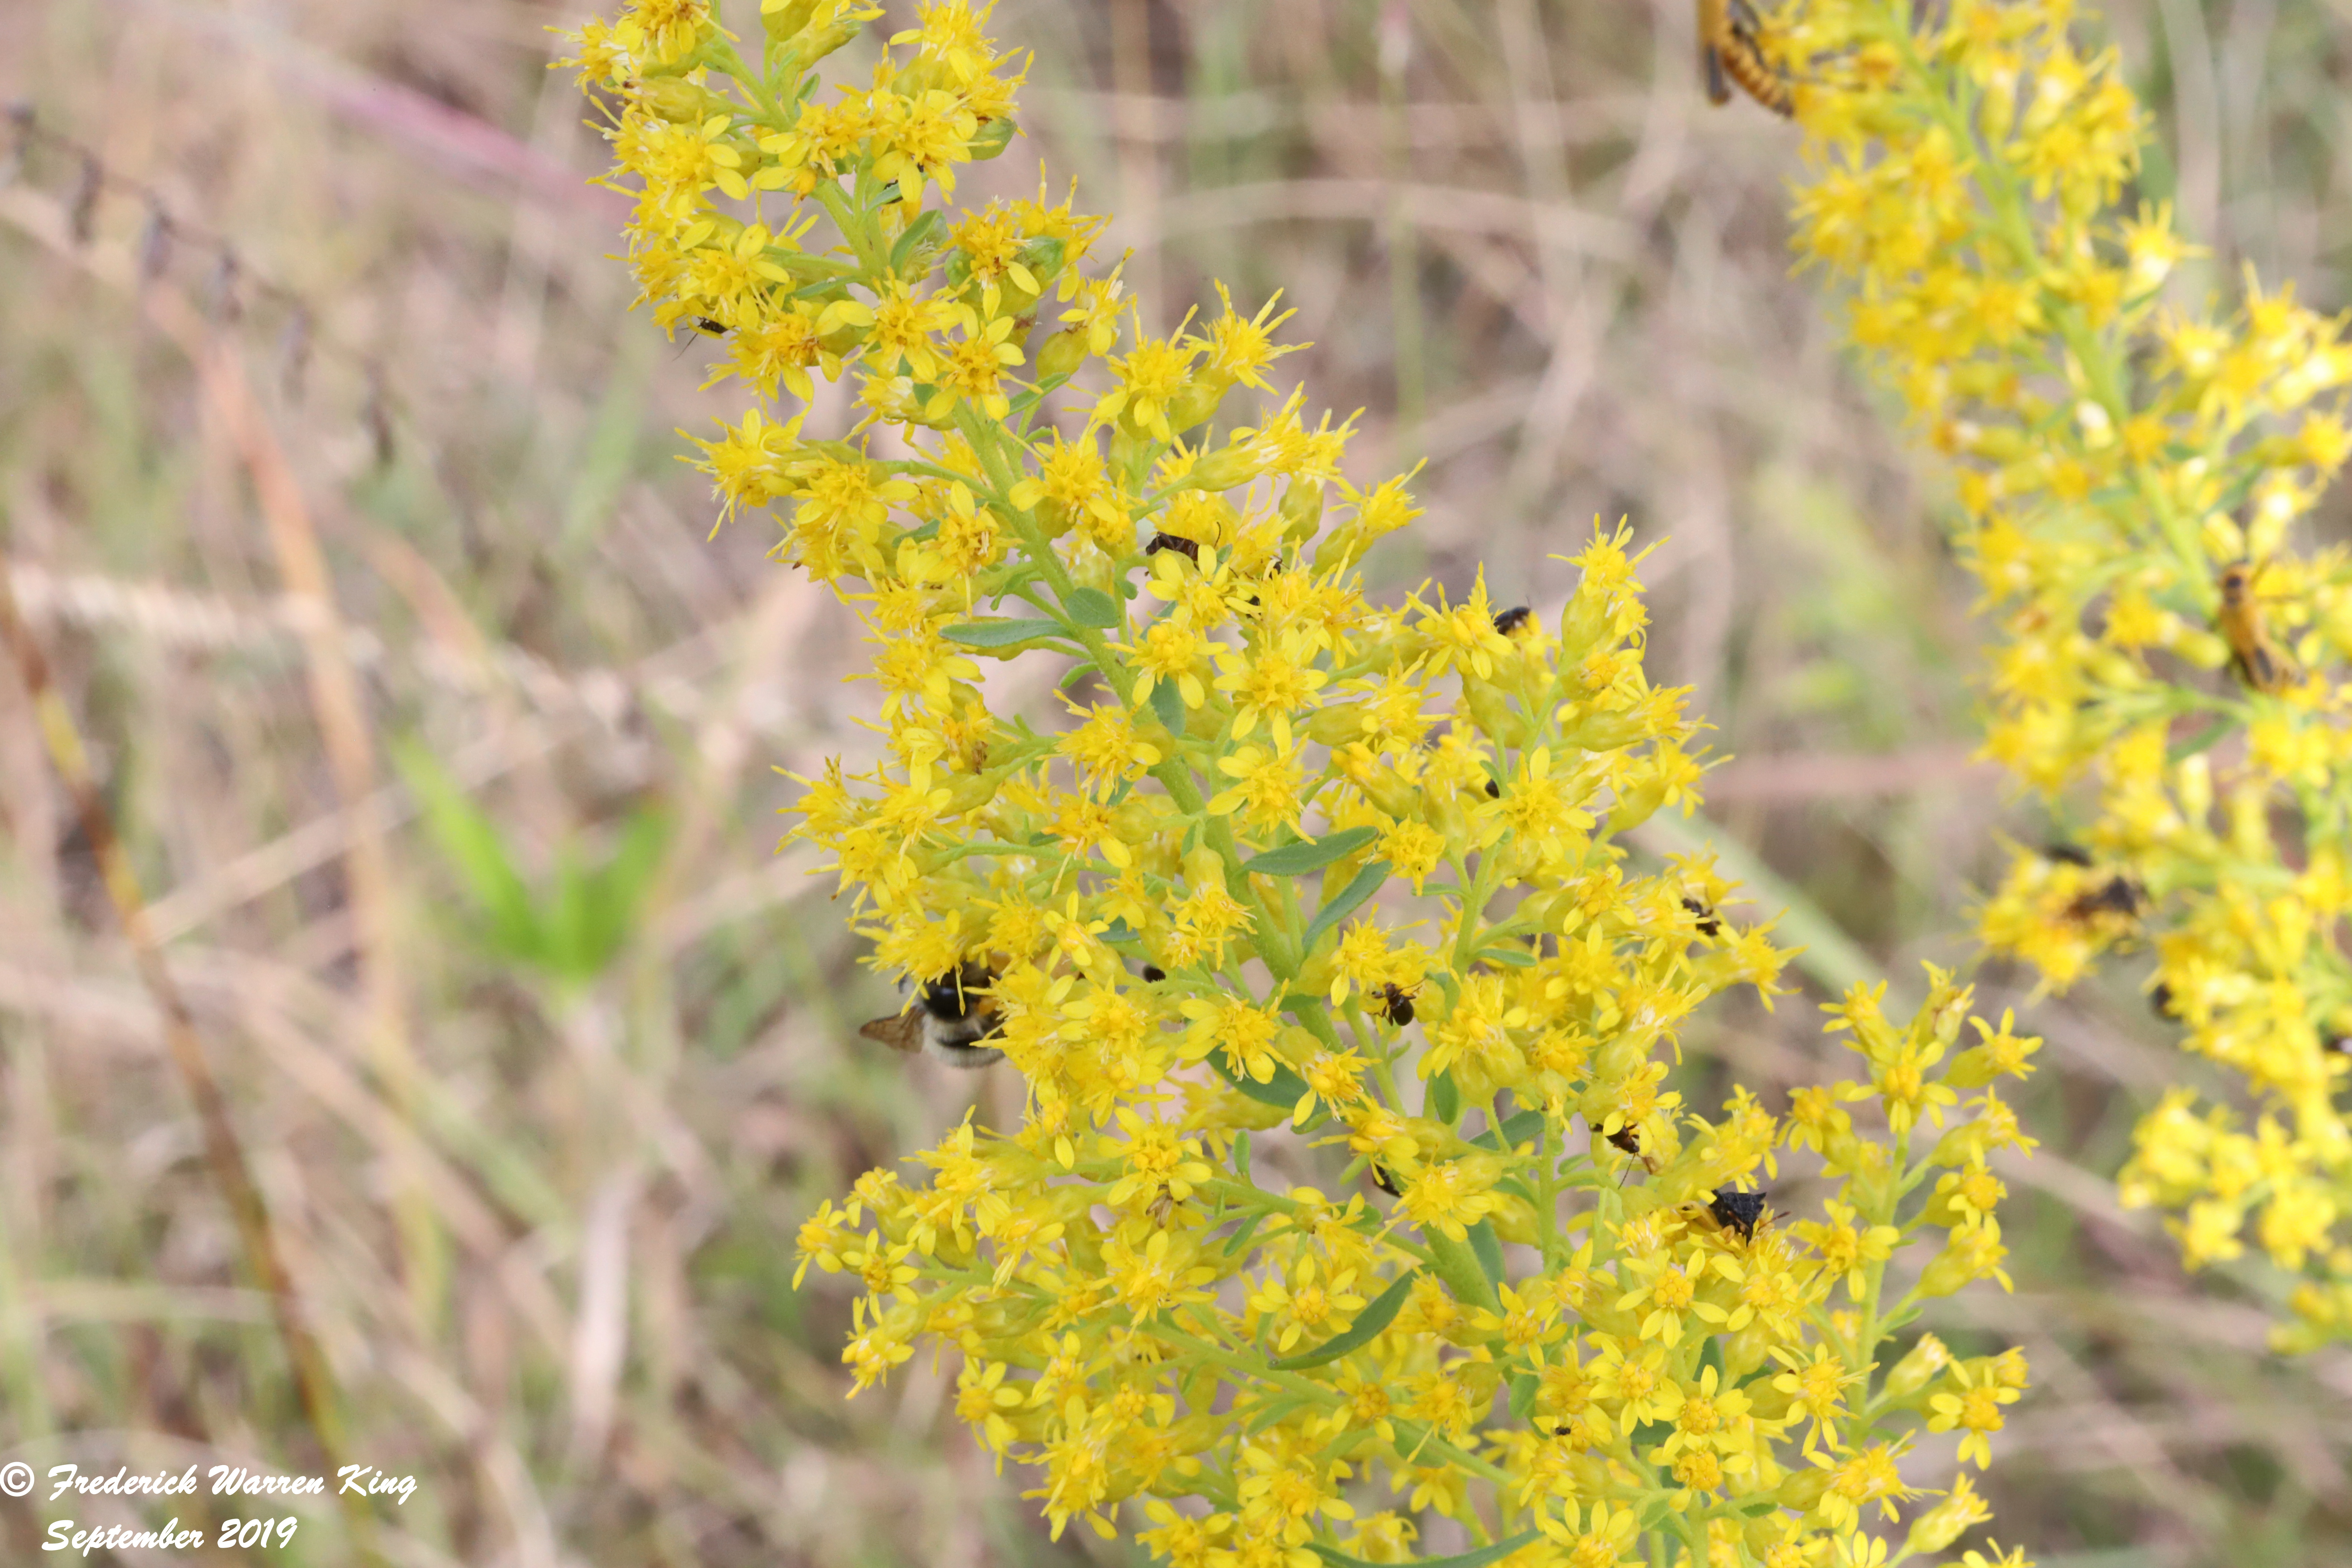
1680,896,1721,937
1376,982,1419,1027
859,959,1006,1068
1699,0,1796,117
1493,605,1533,637
2217,560,2298,695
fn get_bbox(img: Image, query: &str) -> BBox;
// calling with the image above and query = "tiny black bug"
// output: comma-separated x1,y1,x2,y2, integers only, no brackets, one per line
1145,533,1200,563
2043,842,2093,867
1591,1122,1641,1158
1681,897,1721,937
1484,778,1502,799
1377,982,1416,1027
1493,605,1533,636
1707,1186,1769,1243
2150,982,2178,1020
1140,964,1167,984
1370,1163,1403,1198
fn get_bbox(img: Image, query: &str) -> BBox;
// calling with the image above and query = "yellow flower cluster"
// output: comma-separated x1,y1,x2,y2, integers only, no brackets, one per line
1759,0,2352,1349
567,1,2042,1560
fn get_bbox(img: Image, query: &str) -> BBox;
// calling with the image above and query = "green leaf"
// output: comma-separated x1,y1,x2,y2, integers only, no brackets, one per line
2167,714,2234,763
1467,1220,1507,1289
1205,1048,1313,1113
1299,859,1388,954
1232,1131,1252,1184
943,617,1076,649
1061,586,1124,628
888,208,946,273
1470,1109,1546,1153
1506,1371,1537,1421
1697,1334,1726,1384
1220,1210,1268,1258
1306,1529,1540,1568
1245,1394,1307,1434
1426,1070,1460,1124
1478,943,1537,968
1243,827,1378,877
1271,1268,1419,1370
395,741,543,966
1150,677,1186,737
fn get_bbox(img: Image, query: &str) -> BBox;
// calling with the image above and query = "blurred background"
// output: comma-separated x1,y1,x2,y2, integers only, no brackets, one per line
2,0,2350,1562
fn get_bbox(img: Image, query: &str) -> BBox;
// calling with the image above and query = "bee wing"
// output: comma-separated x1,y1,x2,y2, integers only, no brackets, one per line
1702,40,1732,104
859,1010,925,1055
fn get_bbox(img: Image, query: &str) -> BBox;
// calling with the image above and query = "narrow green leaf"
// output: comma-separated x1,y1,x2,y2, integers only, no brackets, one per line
1271,1268,1419,1370
1299,859,1388,954
1506,1371,1537,1421
943,617,1076,648
1306,1528,1540,1568
1243,826,1378,877
395,741,542,964
2167,714,2234,763
1220,1210,1268,1258
1232,1130,1252,1183
1697,1334,1726,1384
1062,586,1124,628
1150,677,1185,737
1478,943,1537,968
1205,1048,1312,1113
1426,1070,1460,1124
1468,1220,1507,1289
1470,1109,1546,1153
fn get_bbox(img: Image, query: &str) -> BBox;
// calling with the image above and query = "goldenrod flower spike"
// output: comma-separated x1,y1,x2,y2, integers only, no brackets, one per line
570,0,2042,1559
1766,0,2352,1351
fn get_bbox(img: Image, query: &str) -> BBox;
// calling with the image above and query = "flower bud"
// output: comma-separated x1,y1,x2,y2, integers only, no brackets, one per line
1903,1478,1990,1556
1304,703,1366,747
1034,326,1091,381
1279,477,1325,542
1773,1468,1829,1512
1881,1332,1951,1400
763,0,821,40
635,77,721,122
1917,1223,2008,1299
1165,375,1229,435
1606,772,1669,834
1182,436,1269,495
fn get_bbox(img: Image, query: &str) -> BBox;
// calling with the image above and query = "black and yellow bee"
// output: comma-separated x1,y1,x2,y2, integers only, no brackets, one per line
2217,560,2298,695
1699,0,1796,117
859,959,1006,1068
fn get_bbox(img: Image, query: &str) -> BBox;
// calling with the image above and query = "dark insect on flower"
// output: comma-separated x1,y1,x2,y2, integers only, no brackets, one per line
1377,982,1417,1026
1493,605,1533,636
859,958,1006,1067
1140,963,1167,983
1484,778,1502,799
689,315,729,337
1145,532,1200,563
2065,874,2145,922
1681,896,1721,937
2043,842,2093,867
1707,1186,1770,1243
2150,982,2178,1020
1592,1122,1641,1157
1369,1163,1403,1198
